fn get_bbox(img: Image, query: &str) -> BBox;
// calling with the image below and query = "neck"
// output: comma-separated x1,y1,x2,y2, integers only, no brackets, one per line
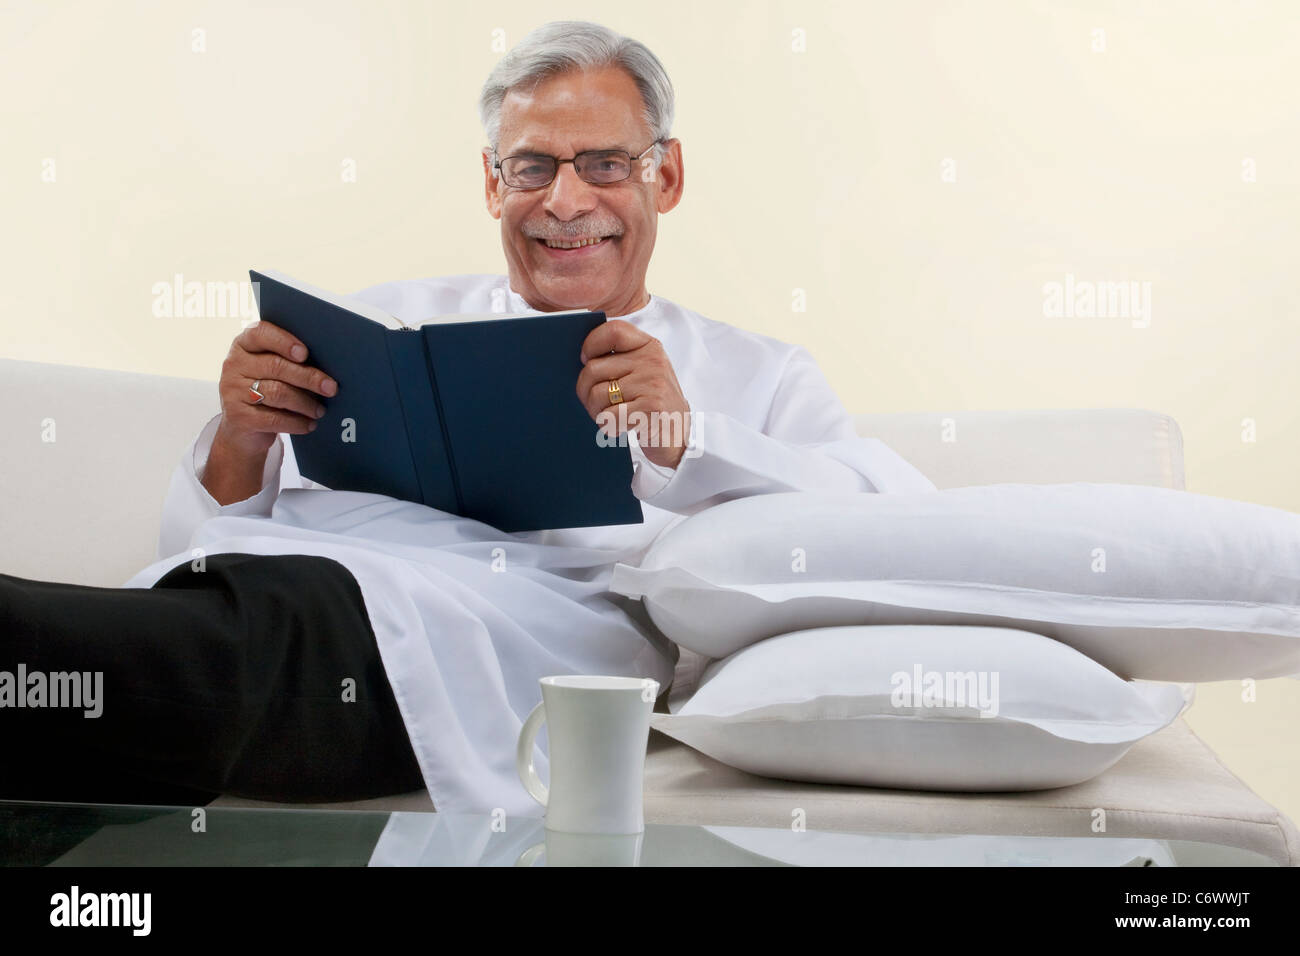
603,288,651,317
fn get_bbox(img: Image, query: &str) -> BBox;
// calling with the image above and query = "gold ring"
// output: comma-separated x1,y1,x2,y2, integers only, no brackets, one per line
608,380,624,405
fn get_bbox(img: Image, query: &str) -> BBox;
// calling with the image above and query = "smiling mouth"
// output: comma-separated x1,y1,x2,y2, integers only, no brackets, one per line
536,235,616,250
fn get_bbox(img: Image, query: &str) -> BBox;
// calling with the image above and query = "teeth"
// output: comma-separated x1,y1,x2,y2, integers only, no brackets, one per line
543,236,606,249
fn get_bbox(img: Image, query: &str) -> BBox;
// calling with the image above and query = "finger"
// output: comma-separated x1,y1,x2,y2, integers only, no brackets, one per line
599,399,689,454
579,320,652,363
592,398,649,442
583,374,642,421
243,351,338,398
237,377,327,422
236,319,309,364
575,352,638,404
226,402,320,437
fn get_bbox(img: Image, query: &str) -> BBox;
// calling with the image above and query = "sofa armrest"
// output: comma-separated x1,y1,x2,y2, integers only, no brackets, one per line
0,358,219,586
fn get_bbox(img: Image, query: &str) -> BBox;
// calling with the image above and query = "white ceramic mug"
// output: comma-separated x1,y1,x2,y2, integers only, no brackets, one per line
516,675,659,835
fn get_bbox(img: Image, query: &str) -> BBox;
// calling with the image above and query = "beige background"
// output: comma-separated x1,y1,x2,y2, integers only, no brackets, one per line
3,0,1298,826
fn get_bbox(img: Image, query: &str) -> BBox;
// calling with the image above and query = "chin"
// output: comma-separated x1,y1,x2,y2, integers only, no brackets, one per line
533,276,615,310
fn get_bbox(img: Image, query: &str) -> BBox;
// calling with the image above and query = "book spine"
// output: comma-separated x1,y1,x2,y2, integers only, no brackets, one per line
382,330,438,506
420,332,464,515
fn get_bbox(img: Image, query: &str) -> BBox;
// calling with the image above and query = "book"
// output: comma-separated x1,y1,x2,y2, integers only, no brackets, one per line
249,269,643,532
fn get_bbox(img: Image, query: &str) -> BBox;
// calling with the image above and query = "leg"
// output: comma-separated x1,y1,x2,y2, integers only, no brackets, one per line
0,553,424,804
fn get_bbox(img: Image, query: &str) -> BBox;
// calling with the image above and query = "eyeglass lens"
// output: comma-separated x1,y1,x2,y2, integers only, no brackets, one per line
500,150,635,188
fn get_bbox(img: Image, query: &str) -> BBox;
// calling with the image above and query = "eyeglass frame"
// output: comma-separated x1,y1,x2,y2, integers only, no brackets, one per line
490,140,664,189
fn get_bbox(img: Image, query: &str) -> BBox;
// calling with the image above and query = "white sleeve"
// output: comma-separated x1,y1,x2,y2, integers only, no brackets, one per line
156,413,315,559
629,347,936,516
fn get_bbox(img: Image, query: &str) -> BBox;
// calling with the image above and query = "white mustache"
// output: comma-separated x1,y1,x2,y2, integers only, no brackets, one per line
523,220,623,240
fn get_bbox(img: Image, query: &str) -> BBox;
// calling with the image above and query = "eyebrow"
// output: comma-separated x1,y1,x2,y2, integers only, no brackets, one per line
503,144,631,156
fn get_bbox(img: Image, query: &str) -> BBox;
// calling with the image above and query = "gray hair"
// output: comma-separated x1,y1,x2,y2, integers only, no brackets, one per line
479,21,674,173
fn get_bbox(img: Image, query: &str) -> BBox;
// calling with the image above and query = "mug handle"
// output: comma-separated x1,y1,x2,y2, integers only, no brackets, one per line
516,701,549,807
514,843,546,867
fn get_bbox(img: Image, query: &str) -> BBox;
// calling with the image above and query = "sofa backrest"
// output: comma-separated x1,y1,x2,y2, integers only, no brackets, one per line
855,408,1184,491
0,357,1184,587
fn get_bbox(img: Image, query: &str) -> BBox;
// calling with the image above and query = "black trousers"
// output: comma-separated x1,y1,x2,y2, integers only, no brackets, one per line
0,553,424,806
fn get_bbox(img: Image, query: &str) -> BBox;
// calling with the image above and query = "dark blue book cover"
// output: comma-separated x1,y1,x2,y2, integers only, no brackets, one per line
249,270,643,532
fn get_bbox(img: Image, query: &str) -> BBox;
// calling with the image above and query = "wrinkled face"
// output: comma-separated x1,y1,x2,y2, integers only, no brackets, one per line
483,66,683,316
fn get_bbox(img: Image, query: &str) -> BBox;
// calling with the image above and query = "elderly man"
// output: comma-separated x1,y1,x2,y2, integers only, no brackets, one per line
2,21,933,814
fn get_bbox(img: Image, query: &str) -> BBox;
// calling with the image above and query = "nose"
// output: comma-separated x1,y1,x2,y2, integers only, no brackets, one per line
541,161,600,221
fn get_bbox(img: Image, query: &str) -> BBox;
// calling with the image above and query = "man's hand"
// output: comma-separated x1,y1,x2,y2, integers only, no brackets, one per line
576,320,691,470
201,320,337,505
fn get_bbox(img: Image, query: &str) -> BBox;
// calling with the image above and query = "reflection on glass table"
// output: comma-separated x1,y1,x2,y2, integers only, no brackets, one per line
1,802,1276,867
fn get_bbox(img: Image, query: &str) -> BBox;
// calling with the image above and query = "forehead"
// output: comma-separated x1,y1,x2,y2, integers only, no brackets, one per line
497,66,650,155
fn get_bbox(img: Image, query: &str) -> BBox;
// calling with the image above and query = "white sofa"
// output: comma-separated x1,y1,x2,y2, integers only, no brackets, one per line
2,356,1296,865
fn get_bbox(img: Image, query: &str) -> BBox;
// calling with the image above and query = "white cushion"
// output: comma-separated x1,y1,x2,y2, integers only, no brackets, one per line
610,485,1300,681
651,625,1187,791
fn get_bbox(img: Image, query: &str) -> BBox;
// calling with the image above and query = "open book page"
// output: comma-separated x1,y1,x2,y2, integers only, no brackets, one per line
256,268,594,329
254,268,405,330
412,309,595,327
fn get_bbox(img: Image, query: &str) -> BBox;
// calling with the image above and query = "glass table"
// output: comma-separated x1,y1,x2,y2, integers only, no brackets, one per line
0,801,1278,866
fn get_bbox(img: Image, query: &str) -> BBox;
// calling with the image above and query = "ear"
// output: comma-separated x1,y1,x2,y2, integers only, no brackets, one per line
653,138,684,215
483,148,503,220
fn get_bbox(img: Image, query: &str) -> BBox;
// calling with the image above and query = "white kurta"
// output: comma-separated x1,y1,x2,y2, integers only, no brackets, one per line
122,274,937,815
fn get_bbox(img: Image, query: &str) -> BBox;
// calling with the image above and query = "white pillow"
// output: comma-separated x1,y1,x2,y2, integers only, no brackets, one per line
651,625,1187,791
610,485,1300,681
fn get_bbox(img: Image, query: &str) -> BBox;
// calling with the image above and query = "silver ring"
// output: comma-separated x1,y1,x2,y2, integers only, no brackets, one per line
248,380,265,405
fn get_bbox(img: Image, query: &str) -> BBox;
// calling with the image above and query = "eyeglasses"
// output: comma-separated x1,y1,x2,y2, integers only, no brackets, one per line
492,142,662,189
